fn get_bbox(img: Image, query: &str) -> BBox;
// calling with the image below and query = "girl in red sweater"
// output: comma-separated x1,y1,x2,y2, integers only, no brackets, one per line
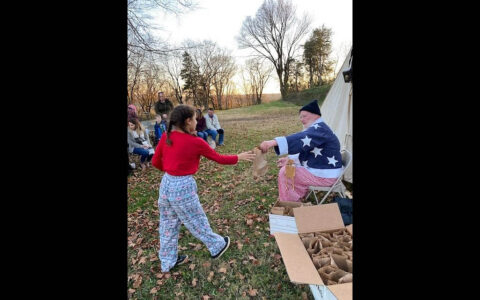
152,105,256,272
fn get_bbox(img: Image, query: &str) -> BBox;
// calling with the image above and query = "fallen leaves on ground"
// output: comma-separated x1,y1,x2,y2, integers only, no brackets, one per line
207,271,214,282
132,275,142,288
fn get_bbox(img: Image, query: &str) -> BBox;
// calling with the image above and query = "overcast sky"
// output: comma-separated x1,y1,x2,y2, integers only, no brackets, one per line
149,0,352,93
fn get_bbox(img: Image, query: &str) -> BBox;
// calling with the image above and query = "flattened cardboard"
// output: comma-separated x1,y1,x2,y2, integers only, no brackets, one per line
328,282,352,300
346,224,353,236
273,232,323,285
271,207,285,215
274,200,303,209
293,203,345,234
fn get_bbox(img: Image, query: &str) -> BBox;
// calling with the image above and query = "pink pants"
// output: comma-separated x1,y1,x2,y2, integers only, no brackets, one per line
278,166,337,202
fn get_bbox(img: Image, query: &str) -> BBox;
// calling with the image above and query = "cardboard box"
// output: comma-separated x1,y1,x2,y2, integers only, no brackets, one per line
269,201,311,234
274,203,353,300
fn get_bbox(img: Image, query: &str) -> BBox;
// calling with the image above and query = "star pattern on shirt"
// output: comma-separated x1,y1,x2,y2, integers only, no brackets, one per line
327,156,339,167
301,160,309,168
312,123,321,129
301,135,312,147
310,147,323,158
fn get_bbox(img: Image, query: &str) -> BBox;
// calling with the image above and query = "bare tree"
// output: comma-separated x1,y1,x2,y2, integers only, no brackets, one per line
180,41,238,110
223,81,237,109
240,71,254,105
237,0,311,99
160,51,185,104
187,41,221,109
128,50,146,104
332,41,352,79
128,0,198,55
245,58,273,104
212,51,237,110
137,58,167,116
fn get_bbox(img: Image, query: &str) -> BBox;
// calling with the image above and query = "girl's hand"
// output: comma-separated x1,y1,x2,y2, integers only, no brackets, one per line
277,157,288,168
237,151,256,162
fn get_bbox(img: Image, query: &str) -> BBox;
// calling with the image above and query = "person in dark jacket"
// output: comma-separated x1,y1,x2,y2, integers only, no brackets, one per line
154,92,174,116
194,109,208,141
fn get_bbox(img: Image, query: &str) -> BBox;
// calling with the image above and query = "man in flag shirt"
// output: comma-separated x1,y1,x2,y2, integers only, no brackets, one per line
259,99,343,202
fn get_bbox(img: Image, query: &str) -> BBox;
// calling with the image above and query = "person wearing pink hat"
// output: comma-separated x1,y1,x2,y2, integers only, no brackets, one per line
128,104,138,120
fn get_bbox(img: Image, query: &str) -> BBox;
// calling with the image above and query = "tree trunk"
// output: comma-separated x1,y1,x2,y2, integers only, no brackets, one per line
282,68,289,99
174,87,183,104
295,72,299,93
217,94,223,110
277,69,288,100
309,64,313,88
318,57,323,86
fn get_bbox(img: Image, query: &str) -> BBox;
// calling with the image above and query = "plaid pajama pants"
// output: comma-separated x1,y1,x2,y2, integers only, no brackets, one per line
158,173,226,272
278,166,337,202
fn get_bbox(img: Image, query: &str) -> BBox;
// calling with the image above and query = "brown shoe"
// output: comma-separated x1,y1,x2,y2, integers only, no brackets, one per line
141,163,147,171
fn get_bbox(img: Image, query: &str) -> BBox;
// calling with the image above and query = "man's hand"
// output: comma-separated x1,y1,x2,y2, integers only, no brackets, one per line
259,140,277,153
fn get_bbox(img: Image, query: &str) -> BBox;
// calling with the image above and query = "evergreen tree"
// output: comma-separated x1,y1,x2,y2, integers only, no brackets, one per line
303,25,334,87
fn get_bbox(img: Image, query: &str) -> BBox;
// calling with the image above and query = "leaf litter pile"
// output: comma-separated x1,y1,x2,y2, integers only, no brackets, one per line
128,102,318,299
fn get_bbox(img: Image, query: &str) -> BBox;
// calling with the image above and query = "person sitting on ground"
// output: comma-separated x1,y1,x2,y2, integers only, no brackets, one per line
128,118,155,171
193,109,208,142
128,104,138,120
205,108,225,146
259,99,343,202
154,91,174,116
154,114,168,145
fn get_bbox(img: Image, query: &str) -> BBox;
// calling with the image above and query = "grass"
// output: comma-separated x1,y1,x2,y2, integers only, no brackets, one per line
127,100,345,300
282,85,332,107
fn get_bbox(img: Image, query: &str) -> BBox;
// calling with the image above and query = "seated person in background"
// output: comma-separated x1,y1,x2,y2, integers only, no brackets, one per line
259,99,342,202
128,104,138,119
205,108,225,146
128,118,155,171
194,109,208,142
154,114,168,145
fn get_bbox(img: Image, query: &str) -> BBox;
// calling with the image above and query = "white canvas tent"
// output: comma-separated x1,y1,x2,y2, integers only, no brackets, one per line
320,47,353,183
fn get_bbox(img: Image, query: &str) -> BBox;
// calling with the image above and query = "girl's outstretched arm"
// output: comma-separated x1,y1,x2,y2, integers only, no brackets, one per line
197,139,255,165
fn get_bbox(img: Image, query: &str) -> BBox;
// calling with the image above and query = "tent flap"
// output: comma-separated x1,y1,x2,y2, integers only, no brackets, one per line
321,48,353,183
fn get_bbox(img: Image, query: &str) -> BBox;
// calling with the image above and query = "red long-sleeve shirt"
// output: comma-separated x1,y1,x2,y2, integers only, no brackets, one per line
152,131,238,175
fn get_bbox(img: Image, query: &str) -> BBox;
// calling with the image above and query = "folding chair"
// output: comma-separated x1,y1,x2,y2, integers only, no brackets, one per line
306,149,352,205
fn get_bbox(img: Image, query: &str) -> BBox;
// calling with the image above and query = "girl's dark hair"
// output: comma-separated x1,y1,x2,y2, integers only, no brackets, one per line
166,105,196,145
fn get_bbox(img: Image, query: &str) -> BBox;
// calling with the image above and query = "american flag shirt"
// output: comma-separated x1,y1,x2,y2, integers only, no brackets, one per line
274,117,343,178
